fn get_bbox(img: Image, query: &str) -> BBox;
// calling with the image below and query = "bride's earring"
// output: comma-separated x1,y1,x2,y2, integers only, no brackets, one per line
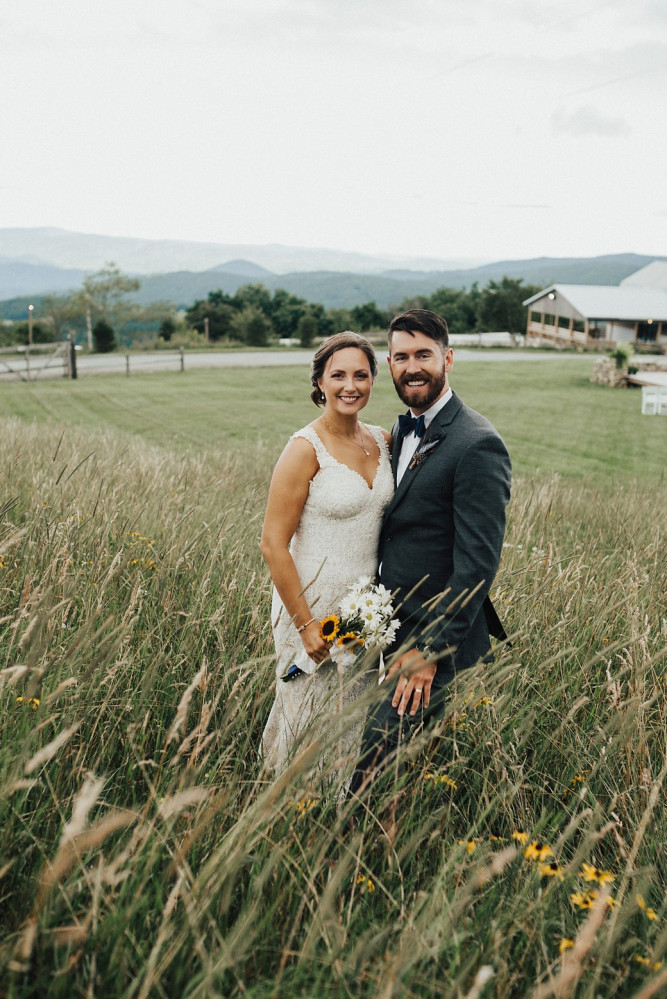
320,390,326,404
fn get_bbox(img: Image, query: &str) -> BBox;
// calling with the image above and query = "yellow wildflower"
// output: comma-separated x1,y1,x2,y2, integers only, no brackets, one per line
294,796,318,817
525,841,553,862
458,839,478,854
580,862,615,885
512,830,528,844
16,697,40,711
636,895,658,921
424,772,458,790
634,956,663,971
474,696,493,708
558,938,574,954
570,890,596,910
539,861,564,879
356,873,375,893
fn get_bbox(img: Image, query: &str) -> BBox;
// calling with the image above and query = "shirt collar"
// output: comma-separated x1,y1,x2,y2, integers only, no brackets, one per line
410,387,452,427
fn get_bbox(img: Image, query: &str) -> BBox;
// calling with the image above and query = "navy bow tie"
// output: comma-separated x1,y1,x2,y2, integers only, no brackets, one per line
397,412,426,439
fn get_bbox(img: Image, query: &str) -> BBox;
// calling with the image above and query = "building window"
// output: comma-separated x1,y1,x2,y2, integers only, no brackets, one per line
573,320,585,333
558,315,571,329
543,313,556,326
530,311,542,324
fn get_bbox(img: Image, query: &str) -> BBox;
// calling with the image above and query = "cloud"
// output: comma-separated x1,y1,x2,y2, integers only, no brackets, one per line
551,105,632,137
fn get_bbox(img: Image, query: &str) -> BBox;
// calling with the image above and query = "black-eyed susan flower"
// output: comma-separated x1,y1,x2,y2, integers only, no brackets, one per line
570,890,596,910
525,841,553,862
558,938,574,954
473,696,493,708
424,772,458,790
580,862,615,885
634,955,663,971
320,615,340,641
356,873,375,893
512,830,528,844
539,861,564,879
16,696,40,710
636,895,658,920
294,795,318,817
458,839,479,854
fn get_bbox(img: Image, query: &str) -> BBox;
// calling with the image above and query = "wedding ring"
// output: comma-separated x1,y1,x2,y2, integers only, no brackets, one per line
415,688,423,694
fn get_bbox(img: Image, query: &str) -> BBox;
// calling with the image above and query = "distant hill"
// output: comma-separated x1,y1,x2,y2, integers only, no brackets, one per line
0,256,85,299
0,227,664,316
0,227,474,277
130,253,667,310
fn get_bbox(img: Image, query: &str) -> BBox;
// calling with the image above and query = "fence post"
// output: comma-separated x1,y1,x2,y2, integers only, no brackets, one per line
68,334,78,379
179,346,184,372
126,352,130,377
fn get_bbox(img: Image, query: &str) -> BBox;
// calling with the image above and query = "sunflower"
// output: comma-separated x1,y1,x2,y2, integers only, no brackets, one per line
319,615,340,641
336,631,364,648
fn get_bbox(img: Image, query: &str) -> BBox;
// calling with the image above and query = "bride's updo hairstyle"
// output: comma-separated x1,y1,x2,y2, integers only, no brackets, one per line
310,332,378,407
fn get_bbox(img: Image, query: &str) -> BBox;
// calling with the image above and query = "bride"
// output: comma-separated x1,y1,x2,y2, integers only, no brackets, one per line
260,332,394,777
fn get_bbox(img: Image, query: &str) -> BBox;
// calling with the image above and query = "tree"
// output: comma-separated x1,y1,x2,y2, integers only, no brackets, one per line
93,319,116,353
326,307,355,334
159,317,176,342
76,263,141,335
478,277,541,337
269,289,309,339
297,312,318,348
13,321,52,344
426,286,478,334
185,292,240,341
230,307,272,346
350,301,389,332
245,310,271,347
41,293,86,341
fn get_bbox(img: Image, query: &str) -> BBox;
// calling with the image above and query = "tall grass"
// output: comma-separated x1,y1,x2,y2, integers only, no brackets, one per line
0,417,665,998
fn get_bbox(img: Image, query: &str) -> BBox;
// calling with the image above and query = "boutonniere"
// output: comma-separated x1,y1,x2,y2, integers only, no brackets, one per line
409,436,443,470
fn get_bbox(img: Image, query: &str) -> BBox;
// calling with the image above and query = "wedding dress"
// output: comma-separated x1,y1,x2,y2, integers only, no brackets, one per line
262,424,394,778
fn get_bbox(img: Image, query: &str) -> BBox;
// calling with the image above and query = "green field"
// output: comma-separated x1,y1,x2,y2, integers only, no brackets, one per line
0,358,665,997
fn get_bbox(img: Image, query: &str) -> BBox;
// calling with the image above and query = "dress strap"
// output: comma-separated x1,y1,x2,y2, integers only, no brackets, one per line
365,424,390,458
292,426,337,467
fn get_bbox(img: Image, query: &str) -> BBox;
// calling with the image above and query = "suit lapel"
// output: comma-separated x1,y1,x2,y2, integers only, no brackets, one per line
384,393,463,519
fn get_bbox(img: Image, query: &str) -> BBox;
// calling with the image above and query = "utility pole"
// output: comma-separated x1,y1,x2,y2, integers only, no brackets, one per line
26,303,34,380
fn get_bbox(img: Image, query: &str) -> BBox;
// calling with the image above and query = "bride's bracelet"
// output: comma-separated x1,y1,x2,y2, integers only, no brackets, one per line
297,617,315,633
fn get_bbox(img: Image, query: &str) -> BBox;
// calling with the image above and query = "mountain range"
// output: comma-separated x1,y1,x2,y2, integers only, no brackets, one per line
0,228,664,314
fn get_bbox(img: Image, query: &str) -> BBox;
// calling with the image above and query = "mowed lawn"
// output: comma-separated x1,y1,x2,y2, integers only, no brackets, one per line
0,356,664,481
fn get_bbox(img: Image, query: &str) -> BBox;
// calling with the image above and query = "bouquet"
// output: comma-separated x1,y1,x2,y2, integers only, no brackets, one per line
319,576,400,669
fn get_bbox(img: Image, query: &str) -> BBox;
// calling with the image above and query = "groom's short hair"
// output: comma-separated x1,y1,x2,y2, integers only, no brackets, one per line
388,309,449,350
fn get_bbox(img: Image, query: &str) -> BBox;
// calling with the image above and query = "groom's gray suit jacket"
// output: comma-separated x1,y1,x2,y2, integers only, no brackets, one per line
378,391,511,676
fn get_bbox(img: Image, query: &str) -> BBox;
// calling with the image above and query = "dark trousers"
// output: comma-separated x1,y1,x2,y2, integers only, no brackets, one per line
348,665,455,798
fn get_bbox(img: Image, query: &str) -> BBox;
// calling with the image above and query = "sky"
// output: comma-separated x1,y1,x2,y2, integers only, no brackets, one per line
2,0,666,265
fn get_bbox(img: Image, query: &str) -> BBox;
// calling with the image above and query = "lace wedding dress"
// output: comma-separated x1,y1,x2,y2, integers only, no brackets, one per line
262,424,394,779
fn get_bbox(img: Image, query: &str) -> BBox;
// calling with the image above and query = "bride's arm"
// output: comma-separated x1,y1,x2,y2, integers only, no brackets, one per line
260,437,330,663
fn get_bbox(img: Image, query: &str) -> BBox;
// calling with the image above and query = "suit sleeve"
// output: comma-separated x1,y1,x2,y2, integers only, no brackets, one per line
424,432,511,657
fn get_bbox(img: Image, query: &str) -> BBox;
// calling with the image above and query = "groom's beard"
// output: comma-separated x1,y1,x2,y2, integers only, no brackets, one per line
393,369,447,411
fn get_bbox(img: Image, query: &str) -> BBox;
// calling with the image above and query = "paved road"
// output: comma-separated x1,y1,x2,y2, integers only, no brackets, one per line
0,347,589,382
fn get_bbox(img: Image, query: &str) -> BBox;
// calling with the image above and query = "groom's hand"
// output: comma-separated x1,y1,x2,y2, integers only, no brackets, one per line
388,650,437,717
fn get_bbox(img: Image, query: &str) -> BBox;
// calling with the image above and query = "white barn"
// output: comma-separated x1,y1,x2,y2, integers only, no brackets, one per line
523,262,667,348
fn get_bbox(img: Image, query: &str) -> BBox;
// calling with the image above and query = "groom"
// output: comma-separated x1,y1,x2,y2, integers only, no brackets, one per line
351,309,512,786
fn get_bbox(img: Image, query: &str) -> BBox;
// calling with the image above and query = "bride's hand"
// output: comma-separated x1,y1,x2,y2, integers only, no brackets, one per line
300,621,330,665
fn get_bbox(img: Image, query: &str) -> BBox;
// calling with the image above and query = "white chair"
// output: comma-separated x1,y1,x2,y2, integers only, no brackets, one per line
641,386,658,414
659,387,667,416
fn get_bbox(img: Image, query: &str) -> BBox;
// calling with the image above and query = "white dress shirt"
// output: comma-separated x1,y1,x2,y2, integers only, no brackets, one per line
396,388,452,484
